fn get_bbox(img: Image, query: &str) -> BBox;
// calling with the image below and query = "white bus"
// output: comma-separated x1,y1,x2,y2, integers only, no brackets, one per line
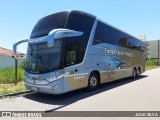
13,10,146,94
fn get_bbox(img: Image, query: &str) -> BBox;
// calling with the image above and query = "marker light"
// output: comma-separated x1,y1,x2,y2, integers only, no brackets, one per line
50,84,59,91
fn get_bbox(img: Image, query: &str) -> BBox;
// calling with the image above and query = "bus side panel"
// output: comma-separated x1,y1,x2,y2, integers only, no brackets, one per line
87,43,143,84
133,50,146,73
63,62,89,93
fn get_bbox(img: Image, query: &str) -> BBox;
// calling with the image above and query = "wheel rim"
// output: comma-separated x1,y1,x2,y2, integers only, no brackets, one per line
89,76,97,87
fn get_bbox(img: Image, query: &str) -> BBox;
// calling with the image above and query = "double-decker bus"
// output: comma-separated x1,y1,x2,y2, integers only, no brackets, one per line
13,10,146,94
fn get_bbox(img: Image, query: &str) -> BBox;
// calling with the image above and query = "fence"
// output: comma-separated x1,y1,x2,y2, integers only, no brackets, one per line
0,55,25,69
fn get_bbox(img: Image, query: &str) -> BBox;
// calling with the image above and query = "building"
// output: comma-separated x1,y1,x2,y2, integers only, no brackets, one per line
0,47,25,69
146,40,160,59
137,35,146,42
0,47,25,58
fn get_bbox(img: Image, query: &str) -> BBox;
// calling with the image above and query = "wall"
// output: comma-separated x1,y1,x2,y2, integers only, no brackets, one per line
0,55,25,69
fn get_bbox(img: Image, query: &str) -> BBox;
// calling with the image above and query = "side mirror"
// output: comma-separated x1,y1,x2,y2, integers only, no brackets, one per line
47,29,83,47
13,39,28,58
13,43,17,54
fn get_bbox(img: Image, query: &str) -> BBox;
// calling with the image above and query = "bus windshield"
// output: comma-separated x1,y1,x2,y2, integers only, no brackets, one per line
25,40,62,73
30,11,69,39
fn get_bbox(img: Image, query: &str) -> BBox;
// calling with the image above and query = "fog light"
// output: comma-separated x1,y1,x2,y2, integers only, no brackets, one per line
50,84,59,91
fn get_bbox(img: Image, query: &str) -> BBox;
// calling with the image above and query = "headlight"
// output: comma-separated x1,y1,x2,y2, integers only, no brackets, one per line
46,76,57,82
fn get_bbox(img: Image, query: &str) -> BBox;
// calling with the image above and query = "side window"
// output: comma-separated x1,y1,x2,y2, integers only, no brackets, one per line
93,21,145,52
128,37,136,49
65,44,77,67
93,21,120,45
119,36,137,48
65,51,77,66
64,42,85,67
134,40,146,51
65,11,95,45
93,22,108,45
119,37,129,47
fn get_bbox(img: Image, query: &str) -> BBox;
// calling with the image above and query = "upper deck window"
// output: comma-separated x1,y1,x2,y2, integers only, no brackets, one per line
93,21,145,51
65,11,95,43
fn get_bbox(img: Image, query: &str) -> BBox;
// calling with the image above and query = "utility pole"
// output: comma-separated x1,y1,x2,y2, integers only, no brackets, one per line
158,39,159,59
158,39,160,65
12,54,18,85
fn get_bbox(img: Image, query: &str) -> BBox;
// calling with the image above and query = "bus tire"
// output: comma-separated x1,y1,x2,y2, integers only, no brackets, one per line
132,68,137,79
87,72,99,91
136,68,141,77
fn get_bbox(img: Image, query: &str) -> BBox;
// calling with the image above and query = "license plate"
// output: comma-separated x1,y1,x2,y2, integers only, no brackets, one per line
31,87,38,91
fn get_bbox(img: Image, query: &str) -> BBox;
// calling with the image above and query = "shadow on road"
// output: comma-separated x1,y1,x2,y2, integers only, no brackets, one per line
23,75,147,112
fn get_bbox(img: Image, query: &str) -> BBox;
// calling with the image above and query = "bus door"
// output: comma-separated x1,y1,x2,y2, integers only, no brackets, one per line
64,48,85,90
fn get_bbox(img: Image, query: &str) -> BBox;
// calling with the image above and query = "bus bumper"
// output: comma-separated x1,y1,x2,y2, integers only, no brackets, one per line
24,79,64,95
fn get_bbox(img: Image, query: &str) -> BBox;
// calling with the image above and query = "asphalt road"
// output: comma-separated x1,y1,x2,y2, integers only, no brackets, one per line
0,68,160,119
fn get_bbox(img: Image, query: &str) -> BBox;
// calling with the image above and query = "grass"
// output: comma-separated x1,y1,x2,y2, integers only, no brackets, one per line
146,65,160,70
0,68,26,96
146,59,160,70
0,82,26,96
0,68,24,84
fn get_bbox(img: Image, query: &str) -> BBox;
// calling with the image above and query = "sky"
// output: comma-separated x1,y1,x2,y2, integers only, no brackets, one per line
0,0,160,53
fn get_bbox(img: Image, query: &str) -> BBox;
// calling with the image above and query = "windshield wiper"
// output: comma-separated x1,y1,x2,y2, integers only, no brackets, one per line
37,65,54,71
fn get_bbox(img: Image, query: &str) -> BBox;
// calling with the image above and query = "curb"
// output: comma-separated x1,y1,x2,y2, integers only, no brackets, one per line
0,90,33,99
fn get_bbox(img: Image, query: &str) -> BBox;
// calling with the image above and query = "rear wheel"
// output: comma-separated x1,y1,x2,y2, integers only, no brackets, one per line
87,72,99,91
132,68,137,79
136,68,141,77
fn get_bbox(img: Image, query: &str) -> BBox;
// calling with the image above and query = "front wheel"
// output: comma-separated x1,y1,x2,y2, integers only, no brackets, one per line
87,72,99,91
